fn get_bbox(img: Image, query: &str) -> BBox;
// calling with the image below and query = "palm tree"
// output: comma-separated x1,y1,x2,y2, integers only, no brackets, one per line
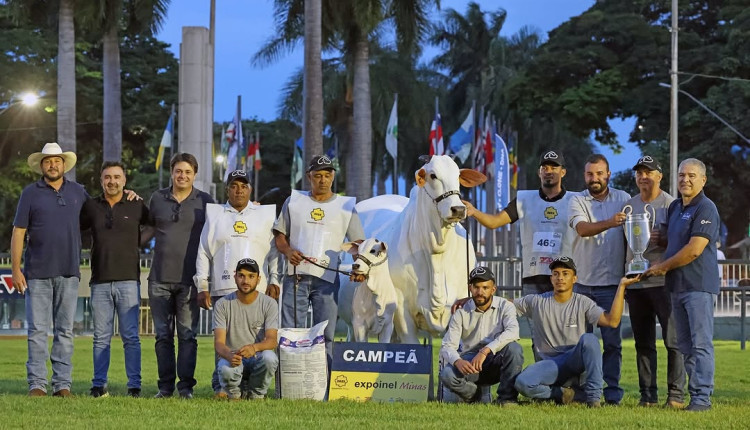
79,0,170,162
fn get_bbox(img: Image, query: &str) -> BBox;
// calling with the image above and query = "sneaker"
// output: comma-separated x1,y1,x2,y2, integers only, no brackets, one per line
53,389,72,398
639,401,658,407
28,388,46,397
559,387,576,405
496,399,520,407
90,386,109,398
154,391,173,399
665,399,686,409
685,403,711,412
127,388,141,398
178,391,193,400
214,392,228,400
587,401,602,408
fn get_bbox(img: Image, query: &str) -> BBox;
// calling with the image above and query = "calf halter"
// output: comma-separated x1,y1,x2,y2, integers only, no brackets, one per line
425,188,460,205
355,252,387,270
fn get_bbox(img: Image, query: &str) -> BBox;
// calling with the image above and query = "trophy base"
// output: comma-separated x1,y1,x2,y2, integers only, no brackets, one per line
626,261,649,277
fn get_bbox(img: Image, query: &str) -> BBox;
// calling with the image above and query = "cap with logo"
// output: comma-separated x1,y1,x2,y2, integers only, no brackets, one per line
235,258,260,273
539,150,565,167
226,169,250,186
469,266,495,283
632,156,662,173
307,155,335,172
549,256,577,274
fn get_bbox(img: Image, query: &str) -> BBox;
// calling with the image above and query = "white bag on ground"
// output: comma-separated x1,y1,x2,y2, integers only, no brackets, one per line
278,320,328,400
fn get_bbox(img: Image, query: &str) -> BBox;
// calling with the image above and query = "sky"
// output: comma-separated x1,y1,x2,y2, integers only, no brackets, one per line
157,0,638,173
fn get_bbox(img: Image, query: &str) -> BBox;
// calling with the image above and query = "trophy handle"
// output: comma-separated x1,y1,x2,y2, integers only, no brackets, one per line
644,203,656,230
622,205,633,216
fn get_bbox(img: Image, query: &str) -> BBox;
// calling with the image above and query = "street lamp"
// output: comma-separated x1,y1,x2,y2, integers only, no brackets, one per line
215,154,225,180
0,91,42,116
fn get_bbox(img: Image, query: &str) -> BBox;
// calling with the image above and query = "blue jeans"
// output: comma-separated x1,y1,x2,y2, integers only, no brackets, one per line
574,284,623,403
148,281,199,395
91,281,141,389
515,333,603,403
218,350,279,399
672,291,715,407
281,274,339,361
440,342,524,402
25,276,79,393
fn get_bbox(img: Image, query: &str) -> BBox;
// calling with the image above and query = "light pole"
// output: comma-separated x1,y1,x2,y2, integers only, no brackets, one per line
0,91,40,116
215,154,225,181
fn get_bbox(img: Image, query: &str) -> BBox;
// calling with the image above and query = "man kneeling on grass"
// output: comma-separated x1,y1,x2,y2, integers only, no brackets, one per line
513,257,640,407
214,258,279,400
440,267,524,405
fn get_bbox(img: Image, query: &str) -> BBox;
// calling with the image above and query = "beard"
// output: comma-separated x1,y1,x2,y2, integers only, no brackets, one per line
586,180,606,194
43,168,63,182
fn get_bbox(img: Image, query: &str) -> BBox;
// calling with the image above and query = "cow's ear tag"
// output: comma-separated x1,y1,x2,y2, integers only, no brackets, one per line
459,169,487,187
416,168,427,187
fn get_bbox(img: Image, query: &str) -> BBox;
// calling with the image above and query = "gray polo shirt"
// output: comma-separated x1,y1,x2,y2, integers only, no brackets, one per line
623,190,675,289
148,186,214,285
515,292,603,359
569,187,631,286
440,296,519,365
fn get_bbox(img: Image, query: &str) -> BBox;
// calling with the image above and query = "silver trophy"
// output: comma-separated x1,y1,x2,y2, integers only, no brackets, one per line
623,204,656,276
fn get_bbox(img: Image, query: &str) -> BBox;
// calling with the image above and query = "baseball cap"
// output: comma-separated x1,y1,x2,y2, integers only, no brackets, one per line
307,155,335,172
226,170,250,186
235,258,260,273
469,266,495,284
632,156,662,173
539,150,565,167
549,256,577,274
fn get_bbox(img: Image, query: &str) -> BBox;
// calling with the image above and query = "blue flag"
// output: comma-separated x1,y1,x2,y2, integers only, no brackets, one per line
449,106,474,163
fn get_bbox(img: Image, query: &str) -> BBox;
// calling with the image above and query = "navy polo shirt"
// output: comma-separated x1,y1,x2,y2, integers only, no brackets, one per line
13,178,89,280
664,191,720,294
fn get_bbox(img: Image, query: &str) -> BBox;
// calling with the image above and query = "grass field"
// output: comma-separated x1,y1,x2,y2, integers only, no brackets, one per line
1,336,748,429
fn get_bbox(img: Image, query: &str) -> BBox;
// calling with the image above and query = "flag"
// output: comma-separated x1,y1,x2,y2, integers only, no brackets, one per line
508,136,519,189
220,125,228,154
155,114,173,170
484,114,494,178
291,137,304,189
472,111,485,174
494,133,510,211
253,135,262,171
224,121,238,181
385,98,398,159
449,106,474,163
246,134,255,172
429,113,444,156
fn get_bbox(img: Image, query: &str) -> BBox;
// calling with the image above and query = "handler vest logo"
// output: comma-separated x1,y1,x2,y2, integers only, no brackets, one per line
311,207,325,221
233,220,247,234
544,206,558,220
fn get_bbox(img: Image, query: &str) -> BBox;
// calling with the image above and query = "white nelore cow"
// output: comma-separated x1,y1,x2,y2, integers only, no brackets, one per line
338,238,399,343
354,155,486,343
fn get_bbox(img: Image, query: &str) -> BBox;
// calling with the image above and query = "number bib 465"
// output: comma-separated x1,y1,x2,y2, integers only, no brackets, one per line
532,231,561,253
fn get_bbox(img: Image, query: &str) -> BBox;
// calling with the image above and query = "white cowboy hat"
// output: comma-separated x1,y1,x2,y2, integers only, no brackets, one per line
27,142,77,175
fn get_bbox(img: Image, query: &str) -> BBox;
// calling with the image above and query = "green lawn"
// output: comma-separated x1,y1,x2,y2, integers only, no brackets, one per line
1,337,748,429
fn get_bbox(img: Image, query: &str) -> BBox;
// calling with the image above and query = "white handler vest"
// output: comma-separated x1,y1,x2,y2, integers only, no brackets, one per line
517,190,576,278
202,203,278,295
288,190,355,283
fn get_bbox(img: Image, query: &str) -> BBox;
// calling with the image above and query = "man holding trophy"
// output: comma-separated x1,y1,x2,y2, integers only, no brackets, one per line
621,156,685,409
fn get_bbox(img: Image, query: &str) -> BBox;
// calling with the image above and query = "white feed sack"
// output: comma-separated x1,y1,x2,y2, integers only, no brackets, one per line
278,321,328,400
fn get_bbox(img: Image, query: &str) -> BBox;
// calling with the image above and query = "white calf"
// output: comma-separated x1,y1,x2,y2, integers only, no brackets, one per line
339,238,398,343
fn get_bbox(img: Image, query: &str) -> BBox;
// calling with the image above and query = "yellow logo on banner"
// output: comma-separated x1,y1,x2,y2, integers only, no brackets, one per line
544,206,558,220
328,371,430,403
311,208,325,221
233,221,247,234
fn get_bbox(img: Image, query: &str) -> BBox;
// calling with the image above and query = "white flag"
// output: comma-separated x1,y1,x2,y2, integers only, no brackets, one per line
385,98,397,159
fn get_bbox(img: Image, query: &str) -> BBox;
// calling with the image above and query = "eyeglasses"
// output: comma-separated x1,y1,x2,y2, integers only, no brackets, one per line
172,204,181,222
55,191,66,207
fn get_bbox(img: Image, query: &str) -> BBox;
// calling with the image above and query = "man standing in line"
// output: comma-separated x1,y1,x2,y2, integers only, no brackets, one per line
11,143,88,397
195,169,281,396
440,267,523,405
80,161,149,398
622,156,685,408
514,257,640,407
643,158,720,412
273,155,365,362
568,153,631,405
148,153,214,399
463,150,576,295
214,258,279,400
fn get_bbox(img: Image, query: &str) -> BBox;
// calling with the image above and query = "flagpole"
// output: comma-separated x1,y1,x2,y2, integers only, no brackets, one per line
254,131,260,201
392,93,398,195
236,95,242,171
434,96,439,155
